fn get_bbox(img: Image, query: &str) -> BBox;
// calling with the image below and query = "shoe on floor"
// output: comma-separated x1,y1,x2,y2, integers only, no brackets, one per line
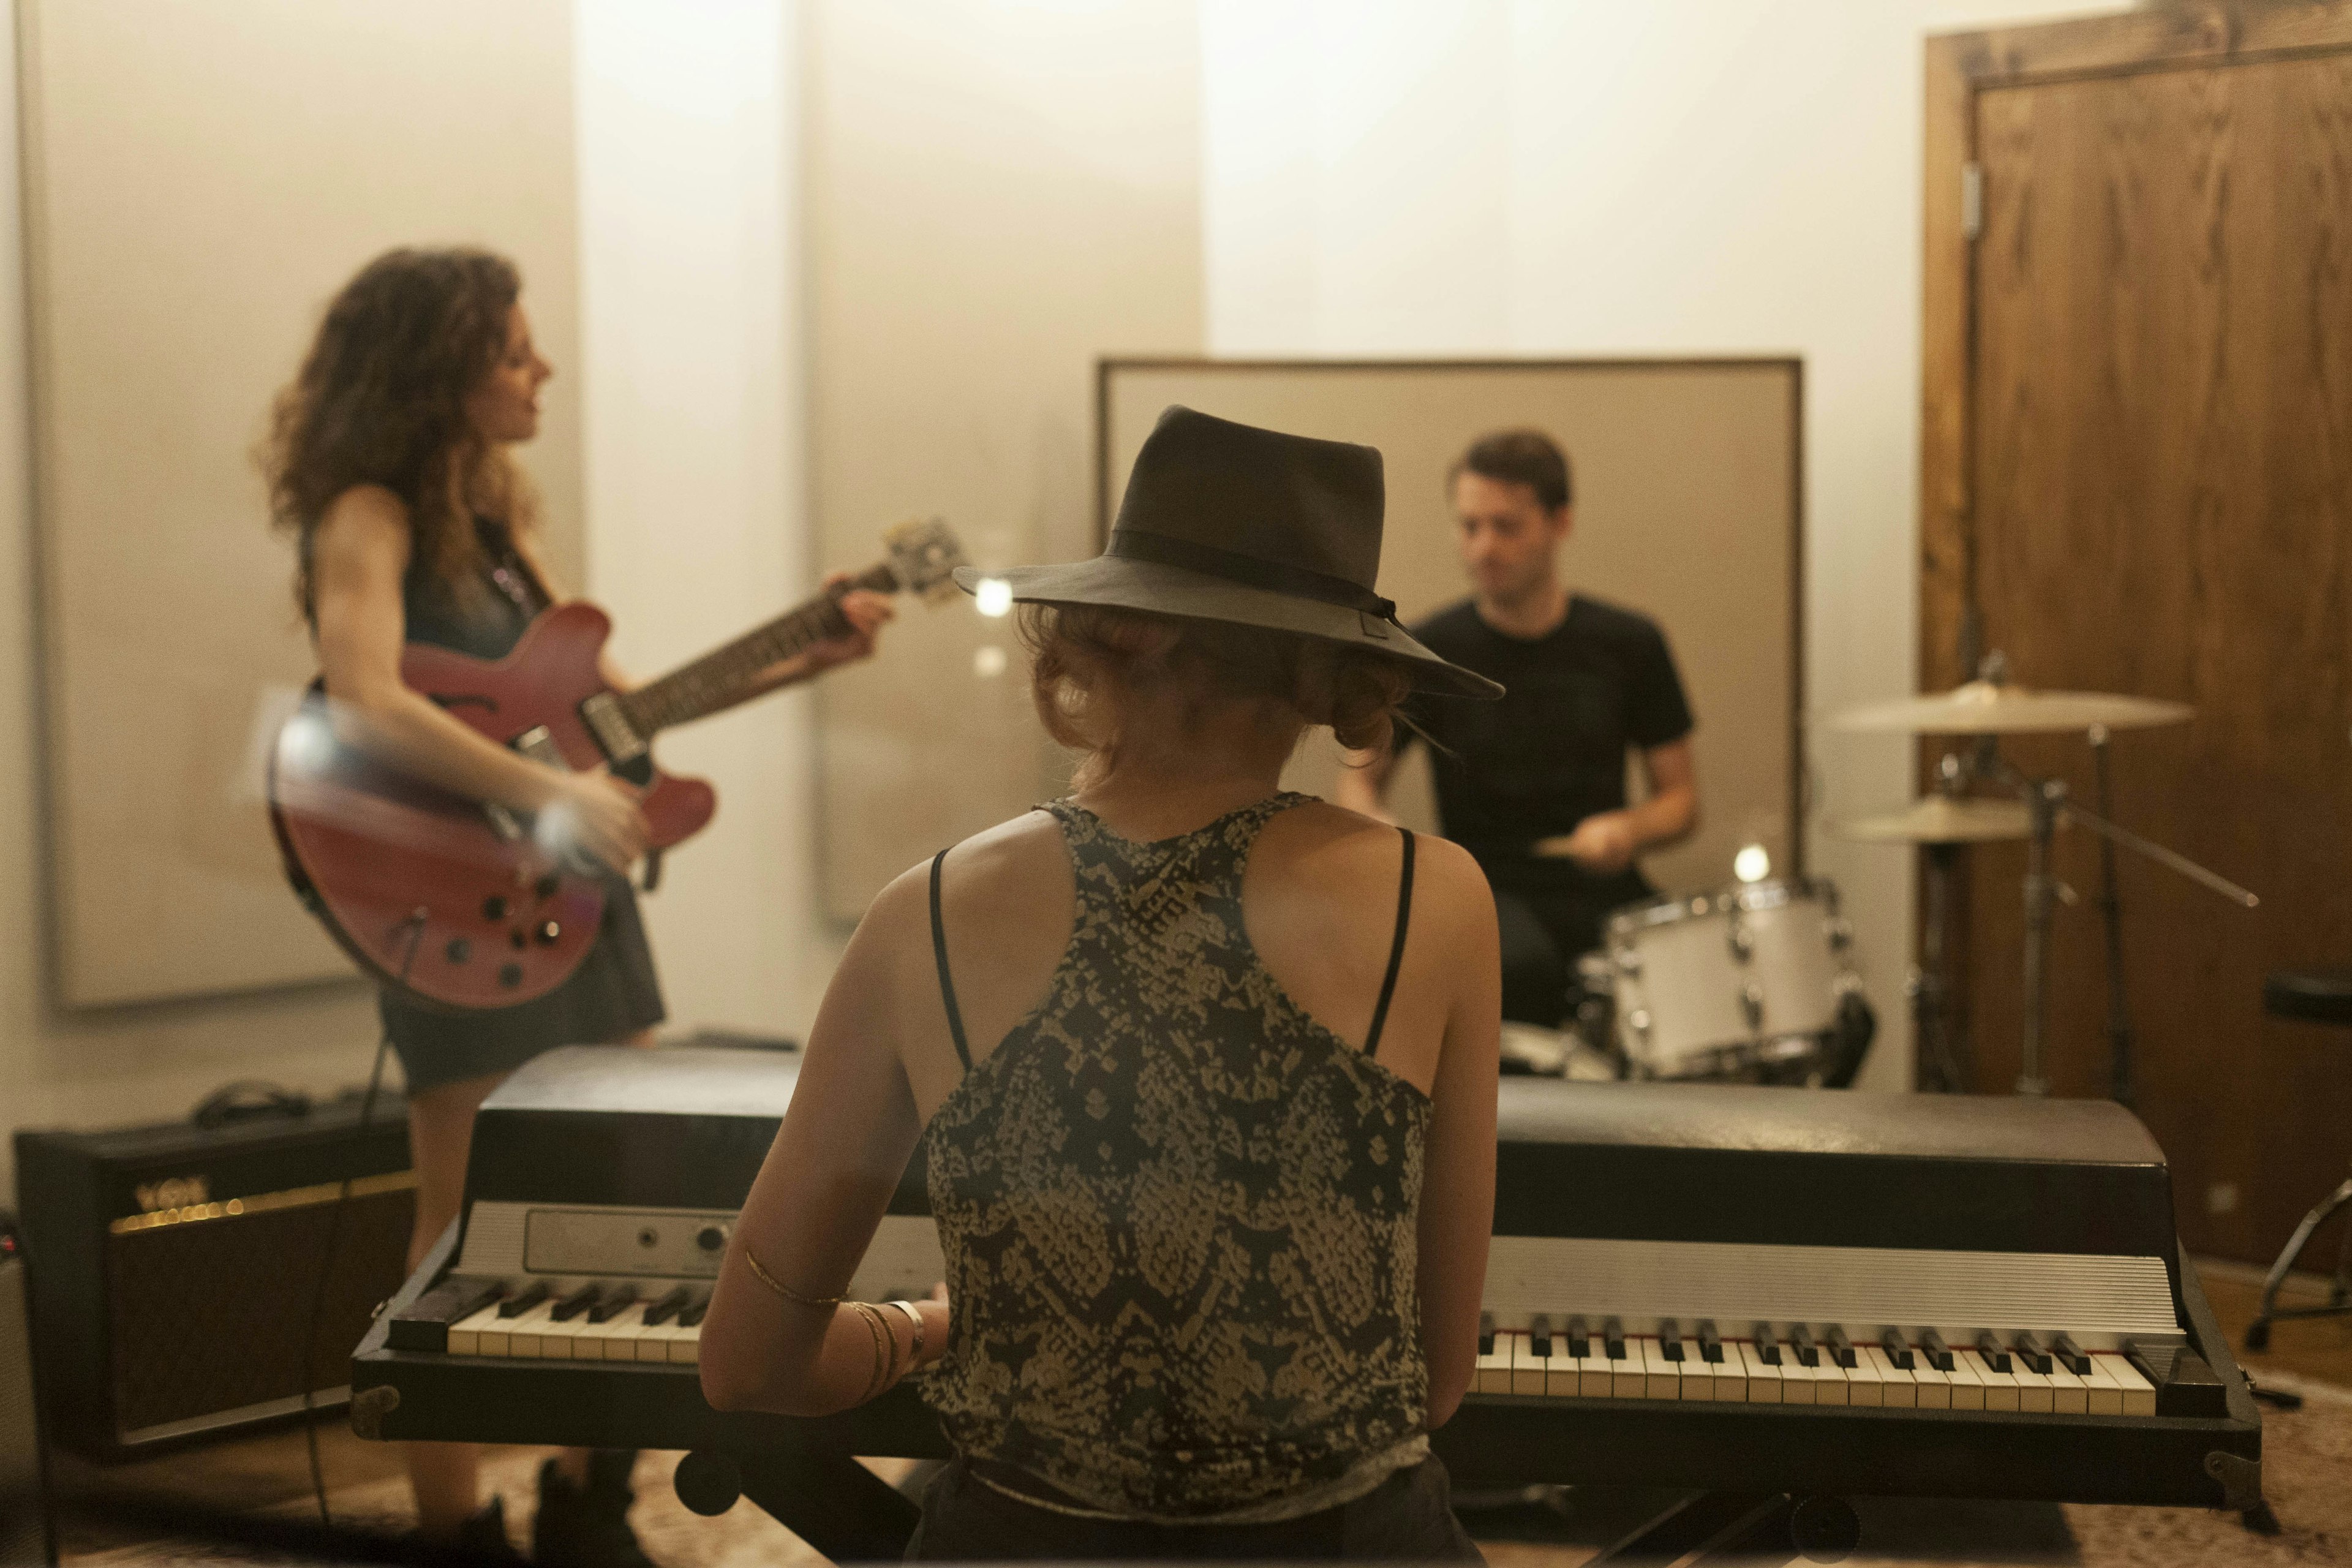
534,1452,657,1568
405,1493,531,1567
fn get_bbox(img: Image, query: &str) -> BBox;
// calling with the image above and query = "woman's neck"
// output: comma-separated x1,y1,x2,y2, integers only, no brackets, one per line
1072,690,1302,841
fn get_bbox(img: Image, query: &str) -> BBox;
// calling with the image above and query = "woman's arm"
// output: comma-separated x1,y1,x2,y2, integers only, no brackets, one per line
1411,840,1501,1427
698,869,949,1416
311,485,647,872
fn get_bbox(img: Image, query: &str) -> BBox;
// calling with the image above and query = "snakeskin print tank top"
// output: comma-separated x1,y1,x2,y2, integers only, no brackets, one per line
919,793,1433,1521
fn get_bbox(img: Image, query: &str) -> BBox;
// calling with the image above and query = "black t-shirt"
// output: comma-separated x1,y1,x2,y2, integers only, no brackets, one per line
1399,594,1694,897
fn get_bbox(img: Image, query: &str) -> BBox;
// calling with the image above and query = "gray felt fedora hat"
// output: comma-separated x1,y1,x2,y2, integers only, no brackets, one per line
953,405,1502,699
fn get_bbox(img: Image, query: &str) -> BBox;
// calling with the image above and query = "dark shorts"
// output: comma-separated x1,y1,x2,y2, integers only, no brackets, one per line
380,877,666,1094
906,1456,1485,1562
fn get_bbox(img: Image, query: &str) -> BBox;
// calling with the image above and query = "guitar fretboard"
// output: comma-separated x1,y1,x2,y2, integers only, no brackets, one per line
616,562,899,737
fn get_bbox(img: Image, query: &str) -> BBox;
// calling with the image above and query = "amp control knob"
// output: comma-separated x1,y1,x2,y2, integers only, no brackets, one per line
696,1224,729,1254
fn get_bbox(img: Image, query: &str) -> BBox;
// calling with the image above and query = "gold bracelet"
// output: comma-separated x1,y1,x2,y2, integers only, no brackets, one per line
743,1244,843,1310
851,1301,891,1401
872,1302,907,1388
886,1299,926,1367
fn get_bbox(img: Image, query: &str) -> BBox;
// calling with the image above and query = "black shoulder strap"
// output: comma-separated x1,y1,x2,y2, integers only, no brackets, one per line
929,850,973,1074
1364,829,1416,1061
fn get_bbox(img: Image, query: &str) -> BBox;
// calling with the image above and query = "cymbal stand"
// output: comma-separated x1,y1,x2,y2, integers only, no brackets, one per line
1910,752,1972,1093
2089,726,2136,1107
1997,759,2258,1096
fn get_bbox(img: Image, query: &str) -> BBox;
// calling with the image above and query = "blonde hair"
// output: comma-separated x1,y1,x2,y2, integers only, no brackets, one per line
1019,603,1412,786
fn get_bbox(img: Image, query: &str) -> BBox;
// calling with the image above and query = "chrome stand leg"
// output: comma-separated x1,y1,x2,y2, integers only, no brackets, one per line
2246,1175,2352,1351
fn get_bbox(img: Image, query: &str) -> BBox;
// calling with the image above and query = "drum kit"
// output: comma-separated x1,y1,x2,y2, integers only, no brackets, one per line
1529,654,2258,1099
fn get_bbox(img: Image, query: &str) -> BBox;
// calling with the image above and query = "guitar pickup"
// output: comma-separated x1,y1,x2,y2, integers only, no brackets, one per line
578,692,647,766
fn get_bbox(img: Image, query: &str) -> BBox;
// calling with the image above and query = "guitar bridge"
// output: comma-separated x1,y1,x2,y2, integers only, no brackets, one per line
578,693,647,766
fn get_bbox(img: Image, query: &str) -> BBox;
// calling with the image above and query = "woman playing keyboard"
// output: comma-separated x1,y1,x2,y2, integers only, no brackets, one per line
699,406,1504,1559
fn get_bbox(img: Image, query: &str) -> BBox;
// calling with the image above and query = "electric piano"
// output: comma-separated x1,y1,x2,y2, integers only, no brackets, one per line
350,1046,2262,1560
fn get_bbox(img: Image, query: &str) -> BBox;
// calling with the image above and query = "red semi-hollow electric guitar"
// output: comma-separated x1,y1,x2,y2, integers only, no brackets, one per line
269,518,965,1011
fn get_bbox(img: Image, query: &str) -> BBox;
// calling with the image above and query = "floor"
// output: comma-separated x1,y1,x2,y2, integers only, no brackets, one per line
45,1262,2352,1567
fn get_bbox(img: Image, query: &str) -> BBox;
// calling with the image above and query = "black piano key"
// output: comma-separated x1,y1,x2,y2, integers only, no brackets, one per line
1753,1322,1782,1366
1529,1314,1553,1358
1477,1312,1496,1357
388,1278,503,1353
1879,1328,1915,1370
498,1281,551,1319
1659,1318,1684,1363
1789,1324,1819,1368
551,1283,603,1323
643,1285,692,1327
1918,1328,1955,1372
2051,1332,2094,1376
587,1284,641,1325
1566,1316,1591,1359
677,1292,710,1329
1603,1316,1627,1360
1973,1330,2012,1373
1823,1325,1856,1368
1697,1320,1723,1365
2011,1331,2052,1374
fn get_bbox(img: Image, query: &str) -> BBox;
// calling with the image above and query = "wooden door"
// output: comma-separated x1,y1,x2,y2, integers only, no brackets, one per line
1923,6,2352,1268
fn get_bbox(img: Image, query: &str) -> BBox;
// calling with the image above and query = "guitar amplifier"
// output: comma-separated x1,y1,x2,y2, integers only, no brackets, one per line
12,1090,411,1461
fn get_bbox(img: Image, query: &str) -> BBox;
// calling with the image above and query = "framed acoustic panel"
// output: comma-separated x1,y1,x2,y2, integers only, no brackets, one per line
19,0,584,1005
1099,360,1803,895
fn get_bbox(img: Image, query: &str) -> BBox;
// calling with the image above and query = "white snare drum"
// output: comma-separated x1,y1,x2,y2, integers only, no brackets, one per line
1604,879,1858,1080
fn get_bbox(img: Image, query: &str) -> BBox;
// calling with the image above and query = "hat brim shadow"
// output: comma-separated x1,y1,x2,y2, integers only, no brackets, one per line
954,560,1503,700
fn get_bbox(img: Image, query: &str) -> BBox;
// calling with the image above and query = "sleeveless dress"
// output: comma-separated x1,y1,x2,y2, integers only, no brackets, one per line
377,518,665,1094
911,794,1480,1560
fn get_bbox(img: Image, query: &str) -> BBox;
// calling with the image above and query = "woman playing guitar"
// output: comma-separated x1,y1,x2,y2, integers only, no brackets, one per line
263,246,891,1565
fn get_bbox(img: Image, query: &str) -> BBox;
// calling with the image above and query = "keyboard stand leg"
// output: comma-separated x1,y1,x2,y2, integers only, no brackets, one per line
731,1449,920,1562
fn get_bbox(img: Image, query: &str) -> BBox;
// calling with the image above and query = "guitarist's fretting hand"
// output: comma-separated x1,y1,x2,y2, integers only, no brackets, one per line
742,571,897,698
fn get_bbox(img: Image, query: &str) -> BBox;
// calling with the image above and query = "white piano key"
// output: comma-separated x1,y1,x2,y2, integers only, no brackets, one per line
1944,1352,1986,1411
540,1308,601,1361
447,1303,502,1357
668,1319,701,1365
1638,1338,1682,1401
2009,1357,2056,1414
1863,1345,1917,1409
1776,1348,1815,1406
1844,1346,1888,1408
1575,1346,1614,1398
2046,1360,2089,1415
1676,1344,1716,1403
1541,1340,1581,1396
1812,1352,1851,1406
2096,1354,2157,1417
500,1300,557,1358
2078,1354,2122,1415
1608,1339,1645,1400
1512,1332,1548,1395
1960,1349,2017,1411
1736,1342,1782,1404
1909,1351,1951,1410
1701,1341,1744,1403
581,1301,652,1360
1476,1332,1516,1394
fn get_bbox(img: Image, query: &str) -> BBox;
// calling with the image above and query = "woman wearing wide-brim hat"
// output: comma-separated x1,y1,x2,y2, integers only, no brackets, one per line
701,405,1504,1559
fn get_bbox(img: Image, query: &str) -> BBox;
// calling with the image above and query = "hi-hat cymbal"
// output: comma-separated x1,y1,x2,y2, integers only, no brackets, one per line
1834,796,2035,845
1826,680,2193,735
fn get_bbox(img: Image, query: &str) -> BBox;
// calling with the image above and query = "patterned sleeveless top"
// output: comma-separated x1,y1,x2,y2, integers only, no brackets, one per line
919,793,1433,1521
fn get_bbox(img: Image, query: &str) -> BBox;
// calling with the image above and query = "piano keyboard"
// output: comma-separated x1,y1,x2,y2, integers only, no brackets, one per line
440,1281,709,1364
1470,1320,2157,1415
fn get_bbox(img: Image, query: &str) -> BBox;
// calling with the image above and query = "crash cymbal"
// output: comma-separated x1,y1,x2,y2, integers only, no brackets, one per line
1834,796,2035,845
1826,680,2193,736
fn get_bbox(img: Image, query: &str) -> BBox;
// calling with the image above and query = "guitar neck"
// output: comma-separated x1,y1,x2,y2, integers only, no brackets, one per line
617,561,899,737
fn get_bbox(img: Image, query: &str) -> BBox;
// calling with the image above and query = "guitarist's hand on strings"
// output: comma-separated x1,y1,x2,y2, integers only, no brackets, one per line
744,571,897,696
537,769,651,876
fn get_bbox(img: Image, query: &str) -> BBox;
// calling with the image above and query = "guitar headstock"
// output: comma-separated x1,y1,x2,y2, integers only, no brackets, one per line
881,517,969,605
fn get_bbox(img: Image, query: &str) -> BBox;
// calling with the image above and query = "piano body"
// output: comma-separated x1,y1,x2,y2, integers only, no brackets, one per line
350,1046,2261,1559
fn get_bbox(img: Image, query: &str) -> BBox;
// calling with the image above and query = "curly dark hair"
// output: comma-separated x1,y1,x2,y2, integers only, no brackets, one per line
263,246,535,624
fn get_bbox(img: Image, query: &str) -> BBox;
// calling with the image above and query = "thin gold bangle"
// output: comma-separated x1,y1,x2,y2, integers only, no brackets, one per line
743,1244,843,1310
853,1302,894,1400
886,1299,925,1366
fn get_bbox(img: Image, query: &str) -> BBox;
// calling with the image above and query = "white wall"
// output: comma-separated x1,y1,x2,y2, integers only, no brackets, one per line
574,0,822,1040
1199,0,2130,1090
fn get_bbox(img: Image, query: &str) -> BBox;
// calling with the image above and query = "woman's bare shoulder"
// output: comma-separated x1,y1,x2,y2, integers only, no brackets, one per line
314,484,412,560
1274,800,1490,911
862,810,1066,938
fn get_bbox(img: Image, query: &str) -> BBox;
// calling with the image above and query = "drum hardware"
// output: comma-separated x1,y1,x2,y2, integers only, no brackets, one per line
1827,654,2255,1098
